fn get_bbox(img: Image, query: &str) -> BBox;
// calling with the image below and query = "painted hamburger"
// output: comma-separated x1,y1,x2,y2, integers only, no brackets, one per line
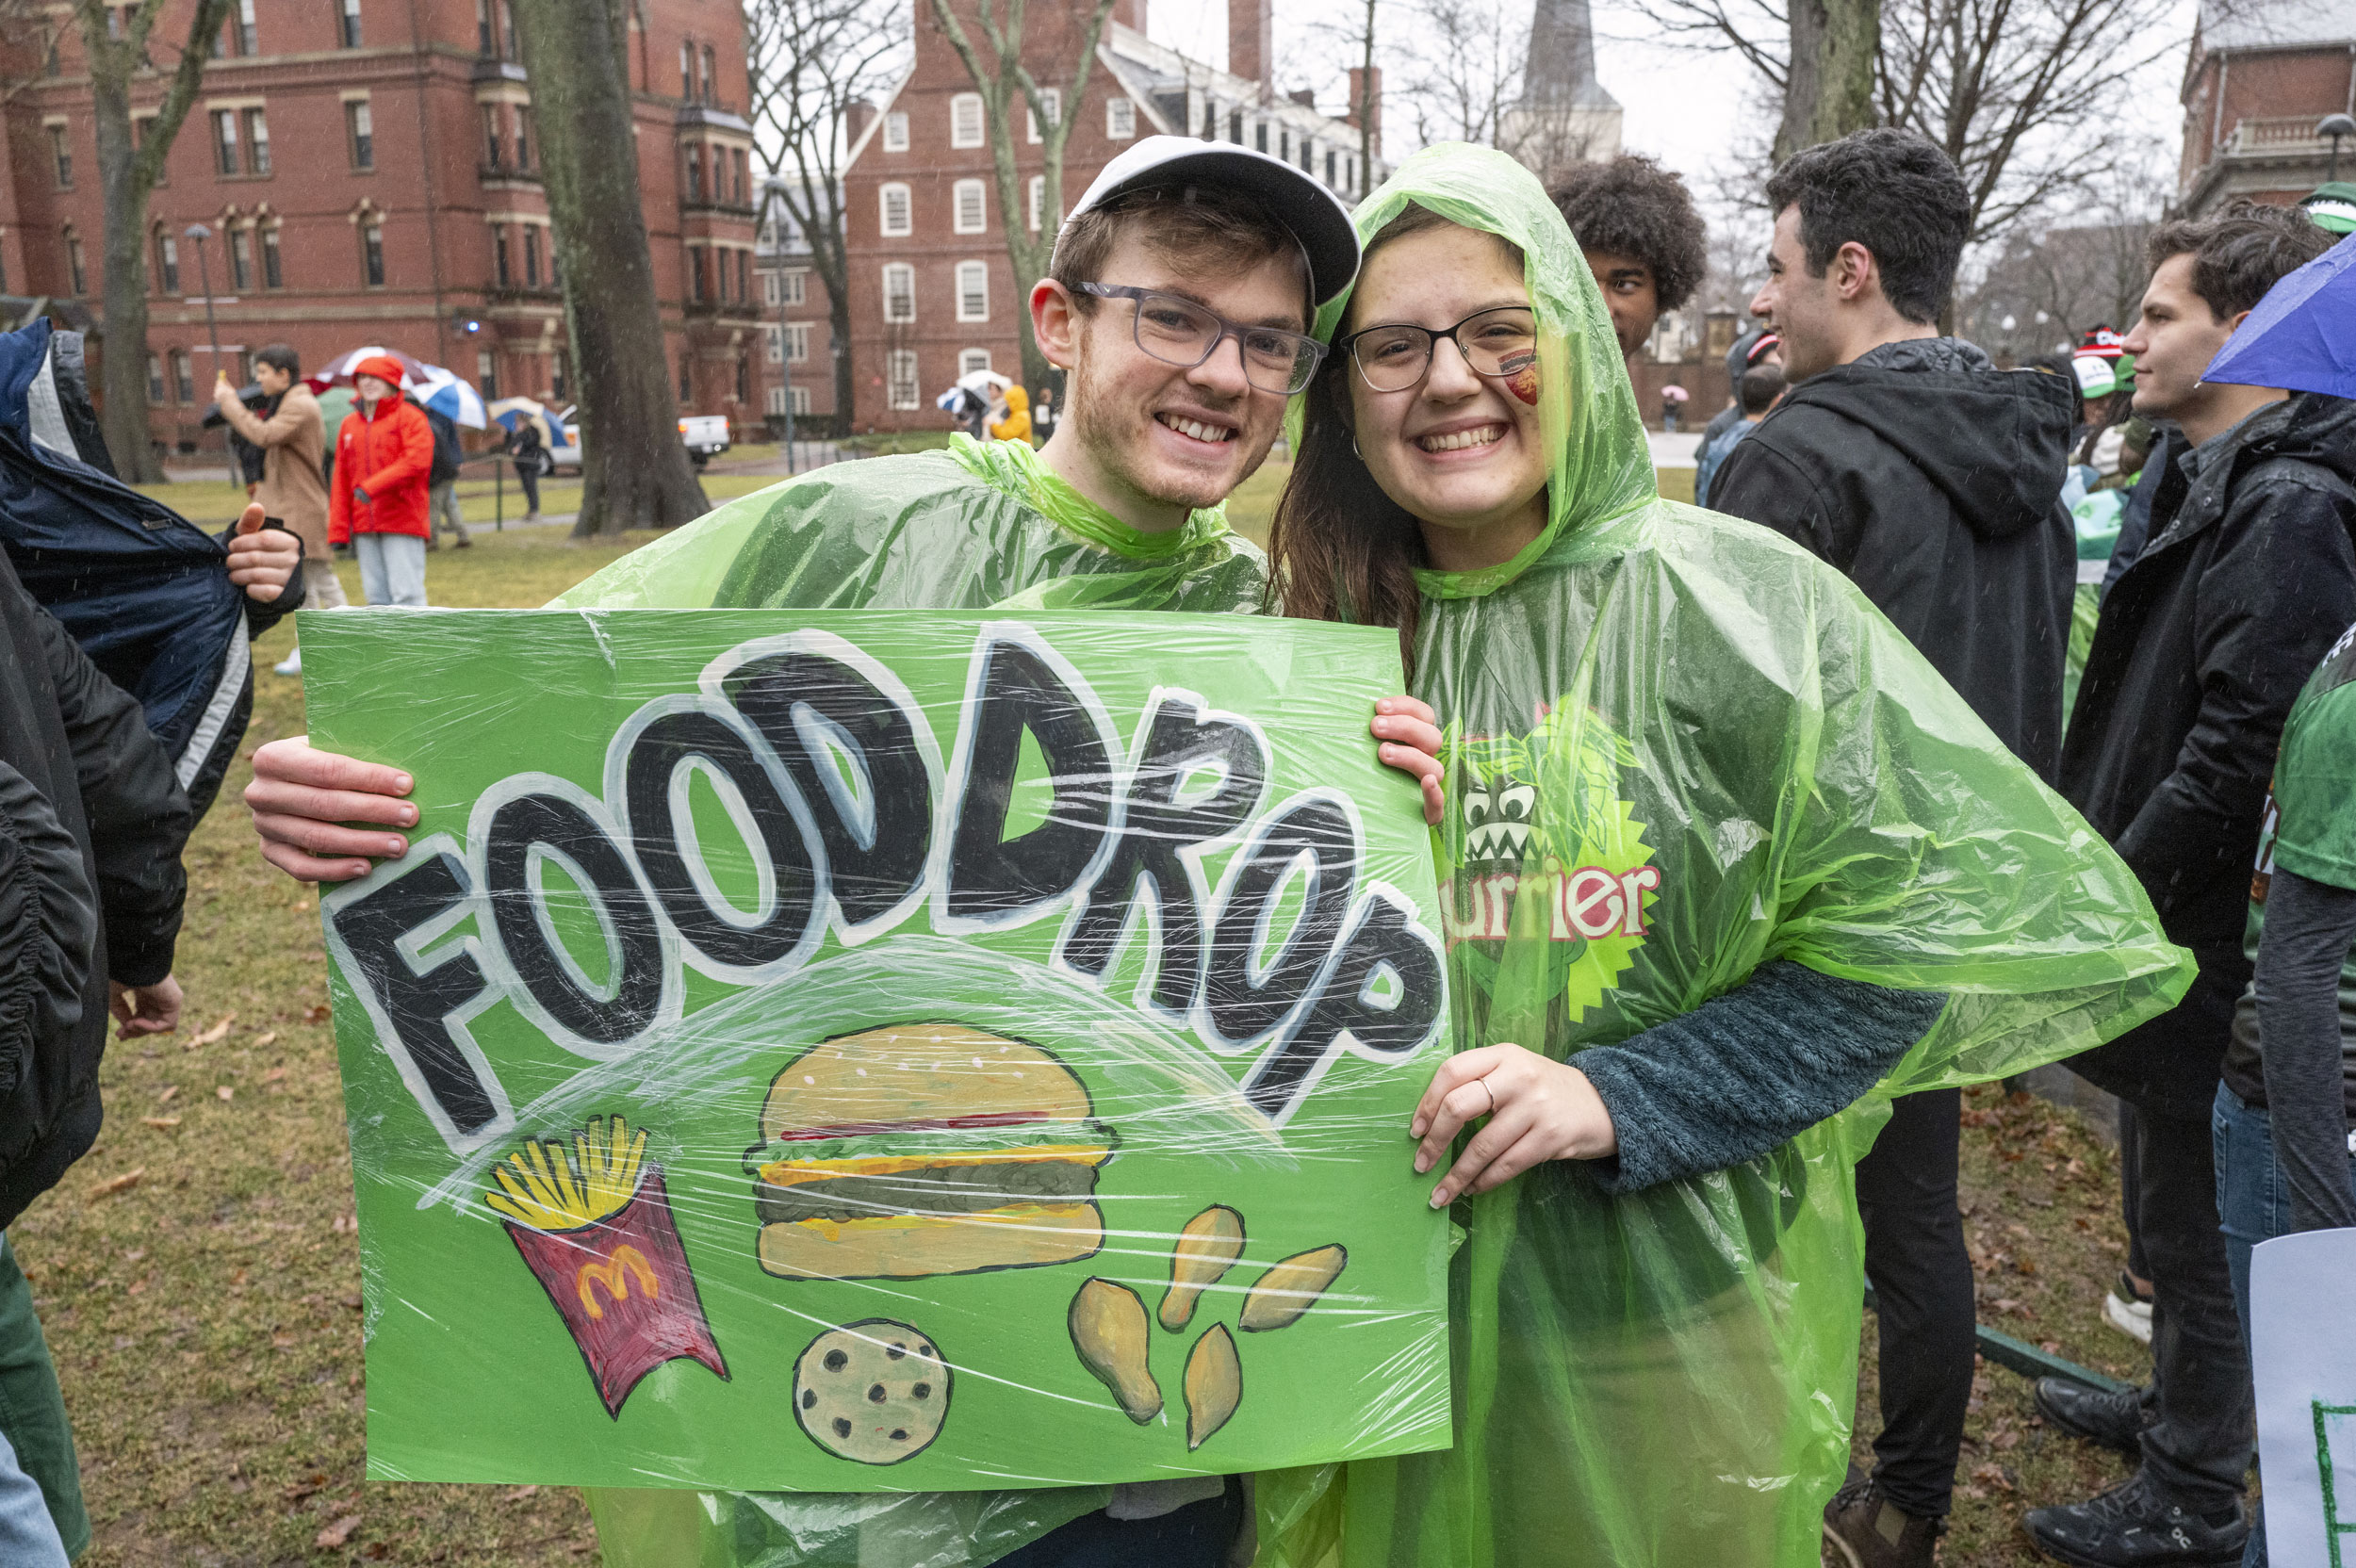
746,1022,1114,1281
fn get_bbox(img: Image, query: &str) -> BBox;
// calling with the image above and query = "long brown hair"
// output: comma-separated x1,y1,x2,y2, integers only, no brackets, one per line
1267,205,1515,676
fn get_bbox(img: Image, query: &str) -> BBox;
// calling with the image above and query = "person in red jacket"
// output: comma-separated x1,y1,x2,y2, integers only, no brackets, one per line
326,355,434,607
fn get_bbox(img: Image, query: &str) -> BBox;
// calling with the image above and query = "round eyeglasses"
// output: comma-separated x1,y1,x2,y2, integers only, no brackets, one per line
1340,306,1540,394
1078,284,1329,397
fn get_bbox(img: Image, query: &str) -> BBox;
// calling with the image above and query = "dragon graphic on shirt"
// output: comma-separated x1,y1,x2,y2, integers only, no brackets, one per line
1440,701,1658,1024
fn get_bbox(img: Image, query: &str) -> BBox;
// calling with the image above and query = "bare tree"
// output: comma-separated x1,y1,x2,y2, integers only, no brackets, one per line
1957,142,2168,352
1627,0,1875,159
745,0,905,429
509,0,708,536
925,0,1121,394
1402,0,1526,149
74,0,235,483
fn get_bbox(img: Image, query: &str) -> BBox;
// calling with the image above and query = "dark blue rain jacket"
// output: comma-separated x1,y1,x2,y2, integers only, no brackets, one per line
0,319,303,817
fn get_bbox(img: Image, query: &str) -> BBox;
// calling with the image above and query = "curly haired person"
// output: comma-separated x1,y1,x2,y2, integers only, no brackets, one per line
1546,154,1709,360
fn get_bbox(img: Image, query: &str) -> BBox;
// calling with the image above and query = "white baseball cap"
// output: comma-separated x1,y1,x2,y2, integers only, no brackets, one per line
1055,135,1363,306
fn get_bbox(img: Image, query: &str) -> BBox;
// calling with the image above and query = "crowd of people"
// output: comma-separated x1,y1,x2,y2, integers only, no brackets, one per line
1,117,2350,1568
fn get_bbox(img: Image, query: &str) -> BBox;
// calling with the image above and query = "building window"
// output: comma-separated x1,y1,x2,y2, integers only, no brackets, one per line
701,44,716,105
955,260,988,321
212,110,239,175
878,183,910,237
679,353,692,403
147,352,165,402
887,349,918,410
881,262,914,323
782,270,806,306
765,384,785,416
735,353,748,403
731,147,746,205
1025,88,1059,143
479,350,499,402
688,246,707,302
483,104,504,168
477,0,493,55
494,225,511,286
958,348,991,378
48,125,70,188
227,0,256,55
1325,149,1335,186
524,225,540,286
551,349,568,402
679,39,693,100
950,92,984,149
1027,174,1044,233
361,220,384,286
501,1,515,60
338,0,361,48
347,100,373,168
65,235,84,296
786,322,810,363
1108,98,1136,139
242,108,270,174
1228,109,1242,142
515,106,532,169
952,178,985,235
1279,128,1289,161
229,226,254,290
761,271,778,307
684,142,703,202
172,350,194,403
735,249,749,302
155,231,179,293
262,226,282,287
764,324,784,364
883,110,908,152
1254,122,1268,154
791,384,810,416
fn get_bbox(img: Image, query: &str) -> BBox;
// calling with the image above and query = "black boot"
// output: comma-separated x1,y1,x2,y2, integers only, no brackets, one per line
2034,1377,2151,1457
2021,1471,2247,1566
1824,1477,1939,1568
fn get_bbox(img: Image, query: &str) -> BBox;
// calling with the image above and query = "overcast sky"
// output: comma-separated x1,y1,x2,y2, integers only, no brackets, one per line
1145,0,2201,195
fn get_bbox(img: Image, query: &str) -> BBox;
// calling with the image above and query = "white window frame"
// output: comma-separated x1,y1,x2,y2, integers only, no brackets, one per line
761,270,780,306
958,348,992,378
883,110,908,152
887,349,920,410
1106,97,1135,139
949,92,984,149
878,181,911,237
781,270,807,306
881,262,915,323
786,322,810,363
1027,173,1044,233
952,178,986,235
1025,87,1060,143
764,323,785,363
765,384,788,416
955,260,989,322
790,384,811,416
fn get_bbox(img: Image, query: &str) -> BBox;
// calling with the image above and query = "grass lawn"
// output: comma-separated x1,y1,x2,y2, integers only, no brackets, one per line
134,471,792,528
14,465,2143,1566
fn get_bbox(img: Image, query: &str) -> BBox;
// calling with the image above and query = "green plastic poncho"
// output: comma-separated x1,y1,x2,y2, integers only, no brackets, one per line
1252,145,2194,1568
565,433,1268,1566
549,433,1264,616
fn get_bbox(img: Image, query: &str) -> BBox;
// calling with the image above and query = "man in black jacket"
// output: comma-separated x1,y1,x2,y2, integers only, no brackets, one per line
0,545,193,1559
2022,201,2351,1568
1710,128,2077,1568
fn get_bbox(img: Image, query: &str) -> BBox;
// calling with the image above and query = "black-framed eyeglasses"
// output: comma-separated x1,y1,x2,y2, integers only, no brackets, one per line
1077,283,1328,397
1340,306,1539,394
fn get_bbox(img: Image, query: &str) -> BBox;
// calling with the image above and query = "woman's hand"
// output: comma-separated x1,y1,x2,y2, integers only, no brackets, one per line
224,502,301,601
1409,1043,1618,1206
245,736,417,882
1371,694,1444,825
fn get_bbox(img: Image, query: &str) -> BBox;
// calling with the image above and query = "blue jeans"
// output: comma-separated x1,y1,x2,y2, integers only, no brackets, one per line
2211,1083,2356,1567
352,531,427,608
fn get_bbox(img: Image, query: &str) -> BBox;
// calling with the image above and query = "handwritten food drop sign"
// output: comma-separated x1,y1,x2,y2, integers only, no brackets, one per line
302,610,1454,1490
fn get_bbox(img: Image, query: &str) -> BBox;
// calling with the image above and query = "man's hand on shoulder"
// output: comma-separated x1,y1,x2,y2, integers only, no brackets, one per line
246,737,417,882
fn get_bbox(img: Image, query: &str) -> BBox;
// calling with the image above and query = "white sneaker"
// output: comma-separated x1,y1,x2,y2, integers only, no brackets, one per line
2102,1284,2152,1345
274,647,303,677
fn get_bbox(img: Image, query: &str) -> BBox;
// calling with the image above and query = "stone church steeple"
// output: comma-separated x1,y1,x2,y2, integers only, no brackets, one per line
1506,0,1623,176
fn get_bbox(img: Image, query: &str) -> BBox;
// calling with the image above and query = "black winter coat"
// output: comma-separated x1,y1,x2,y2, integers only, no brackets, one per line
2060,394,2356,1116
1710,337,2077,778
0,548,191,1228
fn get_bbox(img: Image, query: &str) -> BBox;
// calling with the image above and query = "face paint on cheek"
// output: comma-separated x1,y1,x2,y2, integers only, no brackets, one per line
1502,353,1541,407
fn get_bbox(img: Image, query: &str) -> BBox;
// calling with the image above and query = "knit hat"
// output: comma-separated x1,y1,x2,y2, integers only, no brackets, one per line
352,353,409,393
2302,182,2356,236
2076,325,2126,360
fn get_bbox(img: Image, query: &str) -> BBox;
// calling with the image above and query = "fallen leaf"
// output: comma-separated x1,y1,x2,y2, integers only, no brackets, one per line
123,1248,146,1264
155,1085,178,1104
141,1116,181,1130
316,1514,362,1548
273,1331,298,1348
190,1013,237,1047
216,1086,235,1102
261,1067,288,1085
283,1478,322,1502
503,1484,540,1500
254,1031,278,1048
231,1268,249,1286
303,1004,332,1024
87,1168,144,1200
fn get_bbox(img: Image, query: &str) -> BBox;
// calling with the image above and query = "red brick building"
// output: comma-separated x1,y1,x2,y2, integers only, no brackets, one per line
2177,0,2356,216
841,0,1382,433
754,177,841,430
0,0,764,458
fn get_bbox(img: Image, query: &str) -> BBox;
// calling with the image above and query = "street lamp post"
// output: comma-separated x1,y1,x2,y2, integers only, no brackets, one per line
2322,113,2356,185
184,223,233,489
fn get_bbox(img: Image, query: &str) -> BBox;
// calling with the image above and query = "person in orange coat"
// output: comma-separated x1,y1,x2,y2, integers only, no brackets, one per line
326,355,435,607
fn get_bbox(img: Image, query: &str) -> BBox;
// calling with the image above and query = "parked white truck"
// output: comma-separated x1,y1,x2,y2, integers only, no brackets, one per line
679,414,731,467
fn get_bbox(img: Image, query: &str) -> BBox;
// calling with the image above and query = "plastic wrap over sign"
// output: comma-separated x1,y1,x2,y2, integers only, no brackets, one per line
300,608,1453,1491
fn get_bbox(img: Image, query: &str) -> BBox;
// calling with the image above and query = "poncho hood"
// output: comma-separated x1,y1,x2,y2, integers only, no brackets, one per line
1302,141,1661,599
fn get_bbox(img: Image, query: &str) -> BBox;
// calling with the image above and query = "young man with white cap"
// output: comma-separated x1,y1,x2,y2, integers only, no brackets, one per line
237,139,1440,1568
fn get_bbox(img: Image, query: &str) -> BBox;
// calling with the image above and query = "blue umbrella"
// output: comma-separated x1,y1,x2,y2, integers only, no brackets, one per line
2201,232,2356,400
412,365,487,429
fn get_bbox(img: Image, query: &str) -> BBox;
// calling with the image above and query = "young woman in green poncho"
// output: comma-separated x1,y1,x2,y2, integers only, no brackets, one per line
1261,144,2193,1568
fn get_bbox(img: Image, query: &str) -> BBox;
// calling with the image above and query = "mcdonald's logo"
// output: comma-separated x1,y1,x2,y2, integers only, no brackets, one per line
577,1245,660,1320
